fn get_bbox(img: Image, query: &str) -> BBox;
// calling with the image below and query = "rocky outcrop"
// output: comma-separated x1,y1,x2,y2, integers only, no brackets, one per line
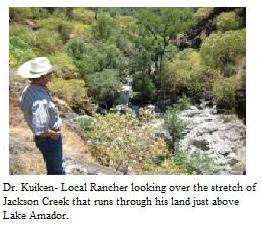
178,106,246,174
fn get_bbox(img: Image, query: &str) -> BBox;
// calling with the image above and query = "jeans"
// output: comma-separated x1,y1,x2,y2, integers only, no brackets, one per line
35,135,66,175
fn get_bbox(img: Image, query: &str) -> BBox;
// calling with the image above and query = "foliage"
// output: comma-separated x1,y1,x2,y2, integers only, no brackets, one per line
171,150,215,175
9,25,36,67
85,69,122,106
142,159,188,174
91,12,118,41
77,115,94,132
87,111,169,173
175,94,191,111
163,106,185,147
66,39,125,77
10,7,34,21
49,51,78,74
162,49,209,98
200,29,246,75
48,78,92,112
133,77,156,101
71,8,96,23
216,11,242,32
194,8,214,21
213,75,242,110
35,28,63,54
10,7,50,21
131,8,196,89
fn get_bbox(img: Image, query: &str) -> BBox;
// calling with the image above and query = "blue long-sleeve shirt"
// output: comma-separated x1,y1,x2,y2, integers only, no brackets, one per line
19,84,62,135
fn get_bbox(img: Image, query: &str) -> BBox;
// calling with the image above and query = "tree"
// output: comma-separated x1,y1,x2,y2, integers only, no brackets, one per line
135,8,195,82
66,39,125,76
215,11,242,32
85,69,122,108
200,29,246,76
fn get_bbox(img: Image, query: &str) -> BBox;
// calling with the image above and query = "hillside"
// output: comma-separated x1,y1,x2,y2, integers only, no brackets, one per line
9,7,246,175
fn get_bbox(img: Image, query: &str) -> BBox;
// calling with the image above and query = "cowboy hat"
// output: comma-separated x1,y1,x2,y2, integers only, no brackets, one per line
17,57,54,79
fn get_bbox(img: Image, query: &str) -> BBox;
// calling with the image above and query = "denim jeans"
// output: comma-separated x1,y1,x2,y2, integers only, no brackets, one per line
35,135,66,175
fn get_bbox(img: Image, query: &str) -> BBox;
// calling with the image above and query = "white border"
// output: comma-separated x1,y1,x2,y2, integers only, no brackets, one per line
1,1,262,235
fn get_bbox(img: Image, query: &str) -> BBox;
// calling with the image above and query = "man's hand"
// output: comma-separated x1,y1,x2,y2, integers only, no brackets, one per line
48,130,62,140
40,130,62,140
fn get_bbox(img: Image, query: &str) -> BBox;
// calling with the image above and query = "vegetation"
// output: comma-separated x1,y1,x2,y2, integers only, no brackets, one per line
87,110,169,174
10,7,246,174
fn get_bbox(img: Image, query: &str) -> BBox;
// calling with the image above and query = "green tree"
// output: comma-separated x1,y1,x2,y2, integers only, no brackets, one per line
66,39,125,76
200,29,246,76
85,69,122,107
134,8,195,85
216,11,242,32
91,12,118,41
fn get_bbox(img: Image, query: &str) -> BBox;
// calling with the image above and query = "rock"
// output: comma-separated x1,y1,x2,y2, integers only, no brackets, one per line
178,106,246,174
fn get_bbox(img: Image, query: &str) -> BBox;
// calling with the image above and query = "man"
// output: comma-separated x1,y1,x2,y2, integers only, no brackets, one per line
18,57,66,175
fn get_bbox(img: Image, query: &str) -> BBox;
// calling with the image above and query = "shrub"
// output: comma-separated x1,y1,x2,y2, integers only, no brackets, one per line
133,77,156,101
85,69,122,107
142,159,188,174
216,11,242,32
91,12,118,41
200,29,246,75
162,49,208,98
49,52,79,78
213,75,242,110
87,112,169,174
10,7,33,21
35,28,63,54
194,8,214,21
66,40,125,76
9,25,36,67
78,116,94,132
71,8,96,24
48,78,93,113
171,150,215,175
10,7,50,21
163,106,186,148
175,94,191,111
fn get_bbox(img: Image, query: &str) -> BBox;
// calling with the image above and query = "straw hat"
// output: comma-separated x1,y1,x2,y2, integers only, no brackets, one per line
17,57,54,79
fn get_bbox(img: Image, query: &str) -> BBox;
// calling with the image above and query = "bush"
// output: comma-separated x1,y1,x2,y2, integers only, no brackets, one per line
213,75,242,110
9,25,36,67
66,40,125,77
71,8,96,24
78,116,94,132
133,77,156,101
194,8,214,21
171,150,215,175
85,69,122,107
175,94,191,111
48,78,93,113
91,12,118,41
35,28,63,54
87,112,169,174
142,159,188,174
10,7,33,21
162,49,208,98
216,11,242,32
49,52,79,78
10,7,50,21
163,106,186,148
200,29,246,75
